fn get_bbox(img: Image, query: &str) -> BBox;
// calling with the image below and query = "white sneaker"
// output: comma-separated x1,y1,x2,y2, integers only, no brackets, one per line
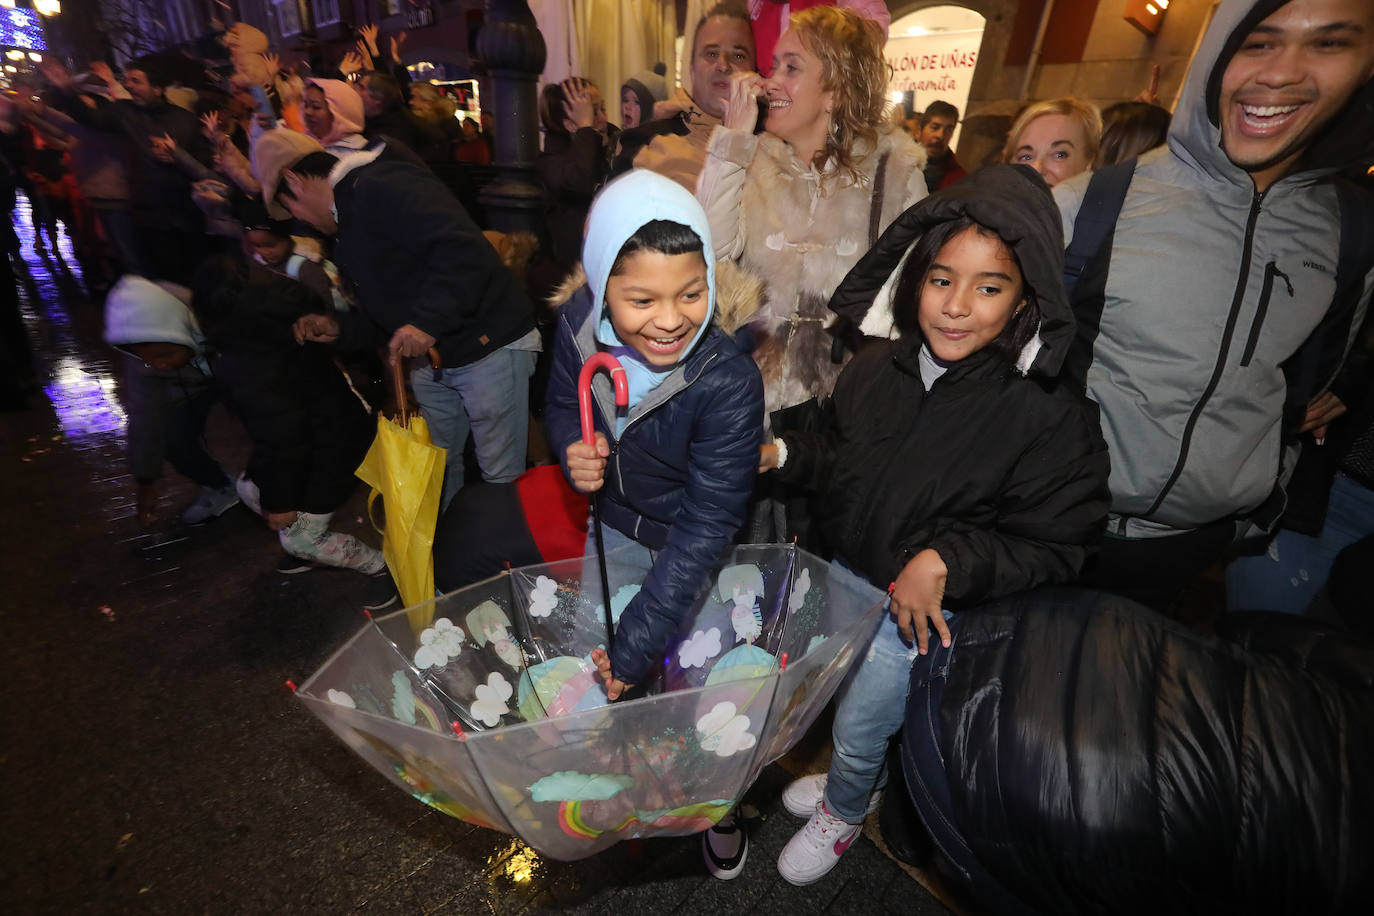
781,772,882,819
777,801,861,886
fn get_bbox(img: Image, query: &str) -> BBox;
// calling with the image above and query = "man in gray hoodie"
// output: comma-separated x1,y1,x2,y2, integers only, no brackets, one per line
1056,0,1374,610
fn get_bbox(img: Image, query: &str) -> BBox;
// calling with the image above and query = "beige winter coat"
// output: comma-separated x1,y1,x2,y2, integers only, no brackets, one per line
696,125,926,416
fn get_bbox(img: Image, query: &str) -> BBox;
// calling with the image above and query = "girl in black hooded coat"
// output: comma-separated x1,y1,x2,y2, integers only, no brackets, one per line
191,256,386,576
766,164,1111,886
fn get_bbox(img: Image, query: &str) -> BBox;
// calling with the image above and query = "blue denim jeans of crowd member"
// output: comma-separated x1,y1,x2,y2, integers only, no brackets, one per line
1225,472,1374,614
409,331,539,512
823,597,954,825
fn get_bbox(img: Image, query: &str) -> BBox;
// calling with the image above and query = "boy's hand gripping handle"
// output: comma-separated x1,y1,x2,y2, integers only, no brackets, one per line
577,353,628,673
577,353,629,444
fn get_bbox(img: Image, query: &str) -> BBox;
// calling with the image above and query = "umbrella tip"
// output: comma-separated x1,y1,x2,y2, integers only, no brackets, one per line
887,582,896,595
779,652,789,672
362,608,373,620
450,720,467,739
284,680,298,692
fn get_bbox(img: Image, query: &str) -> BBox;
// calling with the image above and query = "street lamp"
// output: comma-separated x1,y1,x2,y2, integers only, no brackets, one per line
34,0,62,16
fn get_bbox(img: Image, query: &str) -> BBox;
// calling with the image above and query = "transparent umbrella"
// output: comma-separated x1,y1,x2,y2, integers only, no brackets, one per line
295,543,885,861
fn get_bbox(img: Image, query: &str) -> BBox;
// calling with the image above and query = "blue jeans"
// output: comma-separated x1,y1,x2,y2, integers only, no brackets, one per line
823,606,953,824
1225,473,1374,614
409,335,538,511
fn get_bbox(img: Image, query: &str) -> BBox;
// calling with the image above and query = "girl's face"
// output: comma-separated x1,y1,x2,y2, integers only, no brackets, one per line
1009,113,1092,187
764,29,834,153
605,249,709,368
621,88,642,129
302,86,333,139
917,226,1025,363
244,228,293,266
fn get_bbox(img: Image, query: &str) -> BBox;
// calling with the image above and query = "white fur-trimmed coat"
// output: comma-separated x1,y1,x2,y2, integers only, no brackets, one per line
696,125,927,416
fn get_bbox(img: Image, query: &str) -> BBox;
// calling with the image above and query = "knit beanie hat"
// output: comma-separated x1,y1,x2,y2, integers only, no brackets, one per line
622,62,669,123
251,128,326,219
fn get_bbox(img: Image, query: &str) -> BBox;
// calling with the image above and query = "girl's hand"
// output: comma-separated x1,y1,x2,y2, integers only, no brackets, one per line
560,78,595,131
263,52,281,80
722,71,763,133
590,647,632,701
199,110,220,141
390,32,408,65
758,443,779,473
266,510,298,531
339,50,365,77
890,548,950,655
565,433,609,493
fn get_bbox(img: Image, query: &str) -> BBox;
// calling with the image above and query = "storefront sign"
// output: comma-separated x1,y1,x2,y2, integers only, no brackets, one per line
406,0,435,30
885,31,979,116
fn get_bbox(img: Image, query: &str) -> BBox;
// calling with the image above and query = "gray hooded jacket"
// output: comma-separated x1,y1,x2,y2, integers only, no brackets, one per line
1055,0,1374,537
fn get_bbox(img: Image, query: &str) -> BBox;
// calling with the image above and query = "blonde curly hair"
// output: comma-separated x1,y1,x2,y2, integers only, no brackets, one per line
789,5,889,181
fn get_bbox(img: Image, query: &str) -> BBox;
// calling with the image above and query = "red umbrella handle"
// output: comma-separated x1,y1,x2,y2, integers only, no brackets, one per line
578,353,629,444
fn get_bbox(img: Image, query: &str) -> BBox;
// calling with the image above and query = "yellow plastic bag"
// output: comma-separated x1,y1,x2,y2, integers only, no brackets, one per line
355,367,446,633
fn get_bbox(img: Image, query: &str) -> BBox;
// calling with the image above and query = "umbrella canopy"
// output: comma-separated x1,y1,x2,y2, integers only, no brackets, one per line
296,543,885,860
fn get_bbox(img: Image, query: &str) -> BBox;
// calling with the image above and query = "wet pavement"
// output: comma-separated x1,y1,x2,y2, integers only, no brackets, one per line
1,197,959,915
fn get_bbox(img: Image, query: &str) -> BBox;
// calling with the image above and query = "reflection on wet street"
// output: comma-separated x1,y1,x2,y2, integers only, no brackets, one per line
2,194,956,915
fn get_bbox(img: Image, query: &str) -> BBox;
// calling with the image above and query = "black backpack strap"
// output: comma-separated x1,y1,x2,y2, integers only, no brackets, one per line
1063,157,1136,297
1060,158,1137,387
1281,178,1374,434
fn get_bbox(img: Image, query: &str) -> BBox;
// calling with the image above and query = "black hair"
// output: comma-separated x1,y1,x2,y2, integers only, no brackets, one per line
1097,101,1171,168
891,216,1040,365
274,151,340,202
608,220,705,277
921,100,960,124
128,56,169,89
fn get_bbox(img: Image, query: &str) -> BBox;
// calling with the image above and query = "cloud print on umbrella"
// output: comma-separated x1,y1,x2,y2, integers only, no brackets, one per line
679,627,722,668
528,575,558,618
414,618,465,669
472,672,514,726
327,689,356,708
696,701,757,757
529,771,636,802
789,567,812,613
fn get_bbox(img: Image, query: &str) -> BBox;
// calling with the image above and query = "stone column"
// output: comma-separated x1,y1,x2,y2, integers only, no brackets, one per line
476,0,548,235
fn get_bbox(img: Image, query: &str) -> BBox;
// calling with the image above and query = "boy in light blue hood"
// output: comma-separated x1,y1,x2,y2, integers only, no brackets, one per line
103,276,238,525
545,170,764,876
546,169,763,690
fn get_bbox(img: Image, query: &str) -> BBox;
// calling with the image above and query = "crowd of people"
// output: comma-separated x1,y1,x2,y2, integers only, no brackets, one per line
2,0,1372,909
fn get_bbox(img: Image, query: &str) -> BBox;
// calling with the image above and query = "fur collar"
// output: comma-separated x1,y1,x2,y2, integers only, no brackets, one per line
546,259,763,335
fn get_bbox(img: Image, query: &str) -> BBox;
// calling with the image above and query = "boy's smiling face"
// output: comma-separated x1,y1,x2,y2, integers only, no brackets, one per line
604,249,709,368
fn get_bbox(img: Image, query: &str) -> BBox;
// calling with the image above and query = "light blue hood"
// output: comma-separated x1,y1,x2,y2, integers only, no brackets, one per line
583,170,716,411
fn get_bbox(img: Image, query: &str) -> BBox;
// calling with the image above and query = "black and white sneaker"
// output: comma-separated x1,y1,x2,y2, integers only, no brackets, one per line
276,554,315,574
361,570,400,612
703,812,748,880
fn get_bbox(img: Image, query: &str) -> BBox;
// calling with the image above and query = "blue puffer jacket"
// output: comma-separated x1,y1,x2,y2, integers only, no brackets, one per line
545,289,763,684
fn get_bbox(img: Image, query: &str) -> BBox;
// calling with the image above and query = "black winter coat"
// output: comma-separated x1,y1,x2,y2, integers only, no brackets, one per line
911,588,1374,914
781,164,1110,600
544,288,764,684
780,342,1109,601
200,264,374,515
53,94,208,232
536,126,619,270
330,150,534,369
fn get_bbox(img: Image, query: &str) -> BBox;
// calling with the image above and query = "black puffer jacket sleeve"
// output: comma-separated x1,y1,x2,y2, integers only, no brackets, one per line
610,362,762,684
914,590,1374,914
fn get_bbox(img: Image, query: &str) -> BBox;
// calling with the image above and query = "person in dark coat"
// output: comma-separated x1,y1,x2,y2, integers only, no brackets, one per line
41,56,213,284
280,136,540,513
901,588,1374,915
191,256,386,579
536,78,620,271
544,170,763,694
766,164,1110,886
